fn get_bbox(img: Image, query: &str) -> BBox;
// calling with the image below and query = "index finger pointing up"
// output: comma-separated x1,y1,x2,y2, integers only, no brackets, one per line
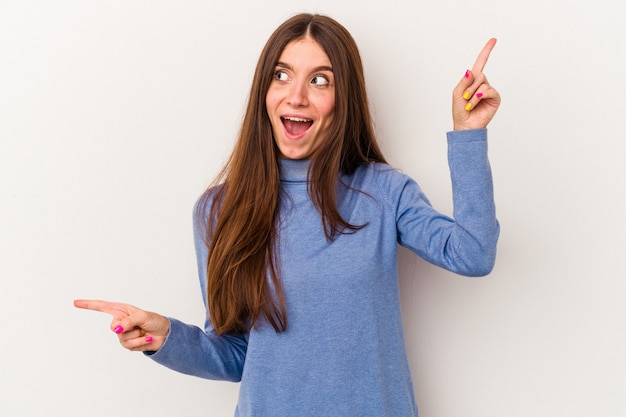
472,38,497,74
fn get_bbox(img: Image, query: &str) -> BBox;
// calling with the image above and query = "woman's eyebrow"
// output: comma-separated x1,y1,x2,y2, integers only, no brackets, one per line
314,65,333,72
276,62,333,72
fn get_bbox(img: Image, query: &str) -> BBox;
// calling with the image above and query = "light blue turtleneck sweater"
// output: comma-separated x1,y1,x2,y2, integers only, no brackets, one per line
148,129,499,417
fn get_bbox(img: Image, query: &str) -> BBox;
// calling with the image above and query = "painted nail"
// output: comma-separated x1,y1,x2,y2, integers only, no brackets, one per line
465,102,473,111
145,336,153,343
476,92,484,99
465,70,470,78
463,91,471,100
113,325,124,334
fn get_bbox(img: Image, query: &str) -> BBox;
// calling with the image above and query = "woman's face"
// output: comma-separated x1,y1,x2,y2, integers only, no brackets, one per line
266,37,335,160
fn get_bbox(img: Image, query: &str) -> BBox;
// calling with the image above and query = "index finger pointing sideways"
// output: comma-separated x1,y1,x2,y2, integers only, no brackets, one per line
471,38,497,74
73,299,136,317
74,299,112,312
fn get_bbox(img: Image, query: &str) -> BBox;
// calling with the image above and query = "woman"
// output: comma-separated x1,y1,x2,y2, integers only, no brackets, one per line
75,13,500,416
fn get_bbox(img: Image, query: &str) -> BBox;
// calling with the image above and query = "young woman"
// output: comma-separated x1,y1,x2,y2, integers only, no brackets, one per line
75,13,500,416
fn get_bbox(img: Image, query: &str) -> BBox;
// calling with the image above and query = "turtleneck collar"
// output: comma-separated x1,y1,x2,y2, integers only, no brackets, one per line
279,158,310,183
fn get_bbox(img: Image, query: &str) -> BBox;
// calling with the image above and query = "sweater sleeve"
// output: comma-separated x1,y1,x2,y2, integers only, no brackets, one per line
395,128,499,276
144,196,248,382
146,318,247,382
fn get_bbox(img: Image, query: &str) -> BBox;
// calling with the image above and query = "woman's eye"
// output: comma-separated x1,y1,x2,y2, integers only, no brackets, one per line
311,75,329,86
274,70,289,81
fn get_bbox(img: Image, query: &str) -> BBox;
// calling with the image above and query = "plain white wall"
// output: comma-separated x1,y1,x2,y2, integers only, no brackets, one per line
1,0,624,416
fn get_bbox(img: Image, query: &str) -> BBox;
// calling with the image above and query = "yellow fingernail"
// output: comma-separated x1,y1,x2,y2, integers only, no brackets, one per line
463,91,471,100
465,102,473,111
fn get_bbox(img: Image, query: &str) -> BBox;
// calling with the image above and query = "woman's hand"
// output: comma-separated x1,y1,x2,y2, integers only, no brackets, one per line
452,38,501,131
74,299,170,352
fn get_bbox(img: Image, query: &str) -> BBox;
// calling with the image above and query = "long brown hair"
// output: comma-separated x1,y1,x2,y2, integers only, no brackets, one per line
196,13,386,335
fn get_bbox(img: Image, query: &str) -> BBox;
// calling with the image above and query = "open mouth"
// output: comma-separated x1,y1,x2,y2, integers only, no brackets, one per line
281,116,313,137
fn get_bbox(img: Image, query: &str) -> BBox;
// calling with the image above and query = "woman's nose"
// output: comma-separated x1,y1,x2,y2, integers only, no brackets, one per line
286,82,308,107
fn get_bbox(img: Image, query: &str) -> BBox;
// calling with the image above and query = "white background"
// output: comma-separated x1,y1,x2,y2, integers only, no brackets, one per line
1,0,624,416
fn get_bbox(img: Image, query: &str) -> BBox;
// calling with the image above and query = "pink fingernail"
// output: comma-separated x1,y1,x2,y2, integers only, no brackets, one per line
476,92,483,98
145,336,153,343
113,325,124,334
465,70,470,78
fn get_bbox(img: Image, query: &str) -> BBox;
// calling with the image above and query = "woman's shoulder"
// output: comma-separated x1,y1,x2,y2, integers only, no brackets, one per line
192,184,226,245
347,162,414,207
353,162,411,188
193,184,225,223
